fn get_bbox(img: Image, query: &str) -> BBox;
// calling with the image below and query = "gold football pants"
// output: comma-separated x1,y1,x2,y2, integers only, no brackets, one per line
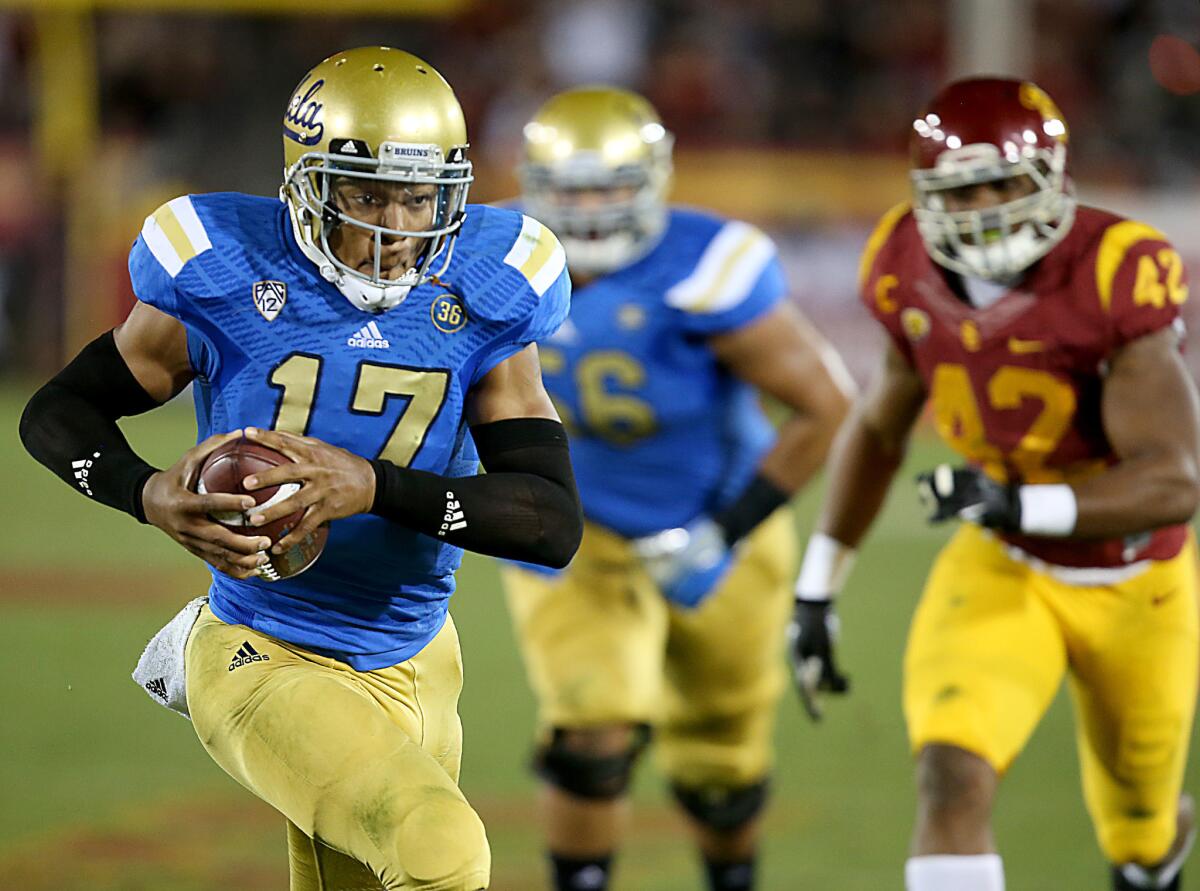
185,604,490,891
904,524,1199,864
503,508,796,788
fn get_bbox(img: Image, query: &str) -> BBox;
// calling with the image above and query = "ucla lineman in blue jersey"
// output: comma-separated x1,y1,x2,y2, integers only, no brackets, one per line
501,88,853,891
21,49,583,891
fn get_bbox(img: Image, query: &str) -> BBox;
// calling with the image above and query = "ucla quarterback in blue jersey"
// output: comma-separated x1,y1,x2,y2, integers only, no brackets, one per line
128,193,567,670
501,88,853,891
22,48,582,891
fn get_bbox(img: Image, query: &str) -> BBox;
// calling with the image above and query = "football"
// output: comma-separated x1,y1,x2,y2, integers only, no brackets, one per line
194,436,328,581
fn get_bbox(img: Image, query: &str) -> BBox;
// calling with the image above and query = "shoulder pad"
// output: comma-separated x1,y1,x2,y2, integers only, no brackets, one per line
664,219,777,314
1091,217,1188,347
859,202,911,293
452,206,567,324
138,195,214,279
1093,219,1180,313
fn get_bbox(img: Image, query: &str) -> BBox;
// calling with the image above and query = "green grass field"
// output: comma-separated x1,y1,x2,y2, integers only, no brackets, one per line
1,380,1196,890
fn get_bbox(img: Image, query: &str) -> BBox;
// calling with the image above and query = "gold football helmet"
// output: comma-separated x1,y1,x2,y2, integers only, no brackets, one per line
520,86,672,275
281,47,473,311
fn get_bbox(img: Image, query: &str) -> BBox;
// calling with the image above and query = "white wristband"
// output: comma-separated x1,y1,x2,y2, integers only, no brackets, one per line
796,532,857,601
1017,484,1077,536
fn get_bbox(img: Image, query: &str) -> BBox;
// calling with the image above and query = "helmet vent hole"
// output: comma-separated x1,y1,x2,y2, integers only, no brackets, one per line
335,58,346,67
373,64,385,72
416,66,428,75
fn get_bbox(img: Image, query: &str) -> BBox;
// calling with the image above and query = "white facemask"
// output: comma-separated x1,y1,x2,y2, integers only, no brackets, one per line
287,209,414,312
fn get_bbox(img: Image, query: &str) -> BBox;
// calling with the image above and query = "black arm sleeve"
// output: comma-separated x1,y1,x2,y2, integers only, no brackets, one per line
712,472,790,546
19,330,163,522
369,417,583,568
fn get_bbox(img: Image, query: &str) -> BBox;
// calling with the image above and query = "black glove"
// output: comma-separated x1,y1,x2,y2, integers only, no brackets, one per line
787,598,850,722
915,464,1021,532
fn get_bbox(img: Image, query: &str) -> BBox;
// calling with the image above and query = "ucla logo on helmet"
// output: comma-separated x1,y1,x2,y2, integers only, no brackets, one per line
431,294,467,333
284,76,325,146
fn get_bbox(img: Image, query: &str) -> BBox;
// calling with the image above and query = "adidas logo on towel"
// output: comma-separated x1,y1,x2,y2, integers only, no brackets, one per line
347,320,390,349
144,677,168,702
229,641,270,672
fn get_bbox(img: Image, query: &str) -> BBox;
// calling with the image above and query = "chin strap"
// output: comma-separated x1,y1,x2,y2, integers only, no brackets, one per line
953,223,1042,282
335,275,413,313
286,201,413,312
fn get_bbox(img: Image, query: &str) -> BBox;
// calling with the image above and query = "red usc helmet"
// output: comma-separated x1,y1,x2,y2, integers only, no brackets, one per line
909,78,1075,281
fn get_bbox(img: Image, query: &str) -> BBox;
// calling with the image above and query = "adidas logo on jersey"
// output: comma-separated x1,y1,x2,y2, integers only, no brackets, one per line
347,321,390,349
229,641,270,671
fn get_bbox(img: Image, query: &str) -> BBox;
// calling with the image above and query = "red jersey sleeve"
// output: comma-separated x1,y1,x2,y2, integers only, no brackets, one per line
1093,220,1189,350
858,203,916,365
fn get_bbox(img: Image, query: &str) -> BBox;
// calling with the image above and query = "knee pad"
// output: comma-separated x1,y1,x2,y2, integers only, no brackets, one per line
533,725,650,800
671,779,769,833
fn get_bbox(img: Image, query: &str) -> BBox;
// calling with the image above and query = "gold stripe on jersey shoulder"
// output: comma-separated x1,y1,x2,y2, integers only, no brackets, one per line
858,202,911,291
152,203,201,267
518,219,557,281
690,227,763,312
1095,220,1167,313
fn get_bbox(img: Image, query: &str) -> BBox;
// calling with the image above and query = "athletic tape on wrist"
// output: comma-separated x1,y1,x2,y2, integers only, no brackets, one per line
1017,484,1077,537
795,532,857,601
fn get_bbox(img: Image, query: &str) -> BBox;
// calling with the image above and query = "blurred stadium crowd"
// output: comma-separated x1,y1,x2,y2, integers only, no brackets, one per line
0,0,1195,373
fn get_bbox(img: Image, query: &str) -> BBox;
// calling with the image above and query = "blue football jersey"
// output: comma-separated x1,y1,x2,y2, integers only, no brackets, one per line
128,194,569,670
537,207,785,538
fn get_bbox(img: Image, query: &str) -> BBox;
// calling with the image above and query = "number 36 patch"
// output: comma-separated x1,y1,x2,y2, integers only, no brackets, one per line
431,294,467,333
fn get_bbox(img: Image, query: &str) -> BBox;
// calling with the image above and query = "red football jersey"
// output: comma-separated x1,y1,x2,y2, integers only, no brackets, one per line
861,203,1190,568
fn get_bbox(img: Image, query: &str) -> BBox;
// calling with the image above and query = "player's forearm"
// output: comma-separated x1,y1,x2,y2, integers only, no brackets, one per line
1064,453,1200,538
1064,328,1200,538
760,397,849,493
795,416,902,602
19,331,161,521
714,370,851,545
370,418,583,567
816,410,907,549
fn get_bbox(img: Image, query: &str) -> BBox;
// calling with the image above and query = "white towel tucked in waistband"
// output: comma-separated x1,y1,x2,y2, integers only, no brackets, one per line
132,596,206,720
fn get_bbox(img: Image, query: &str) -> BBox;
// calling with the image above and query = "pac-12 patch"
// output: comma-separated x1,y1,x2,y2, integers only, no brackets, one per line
431,293,467,333
253,280,287,321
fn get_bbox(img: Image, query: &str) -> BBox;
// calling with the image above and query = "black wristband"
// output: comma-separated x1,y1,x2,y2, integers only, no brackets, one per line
713,472,790,546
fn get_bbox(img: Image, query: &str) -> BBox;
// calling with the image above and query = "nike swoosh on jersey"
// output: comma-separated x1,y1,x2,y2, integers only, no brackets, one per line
1007,337,1045,354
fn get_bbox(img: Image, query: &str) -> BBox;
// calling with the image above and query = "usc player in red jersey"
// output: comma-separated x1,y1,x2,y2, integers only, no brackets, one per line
790,78,1200,890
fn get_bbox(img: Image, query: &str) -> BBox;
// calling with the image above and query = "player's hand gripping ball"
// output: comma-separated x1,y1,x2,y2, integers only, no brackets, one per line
194,436,328,581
